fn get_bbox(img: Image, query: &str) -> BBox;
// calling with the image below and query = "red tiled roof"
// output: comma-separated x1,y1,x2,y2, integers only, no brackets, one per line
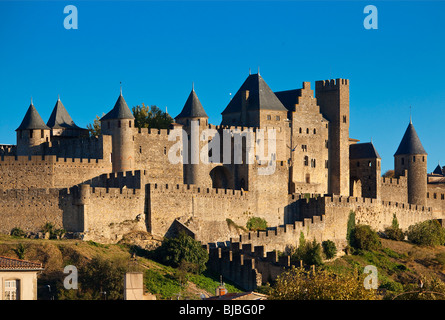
0,256,44,271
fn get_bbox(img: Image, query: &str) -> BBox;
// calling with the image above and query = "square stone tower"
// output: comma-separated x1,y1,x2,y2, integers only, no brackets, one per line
315,79,350,196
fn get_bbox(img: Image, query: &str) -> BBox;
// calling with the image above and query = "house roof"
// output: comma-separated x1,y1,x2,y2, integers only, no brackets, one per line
394,122,427,156
46,98,82,129
175,89,208,119
101,93,134,121
0,256,44,271
221,73,288,115
16,103,50,131
350,142,381,159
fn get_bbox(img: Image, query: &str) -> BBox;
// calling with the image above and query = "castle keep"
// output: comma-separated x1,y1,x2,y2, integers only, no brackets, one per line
1,73,445,288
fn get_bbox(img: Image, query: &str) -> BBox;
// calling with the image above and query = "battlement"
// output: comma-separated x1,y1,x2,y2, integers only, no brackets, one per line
0,155,109,166
89,170,146,189
90,186,141,197
148,182,246,198
382,175,407,186
136,127,171,136
0,187,61,199
315,78,349,89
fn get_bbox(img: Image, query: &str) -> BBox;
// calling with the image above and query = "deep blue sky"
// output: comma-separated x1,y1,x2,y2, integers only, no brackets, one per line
0,1,444,173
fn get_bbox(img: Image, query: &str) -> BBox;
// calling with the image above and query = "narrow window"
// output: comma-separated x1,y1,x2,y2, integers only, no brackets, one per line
118,121,121,128
313,128,316,134
343,115,347,123
41,130,44,138
299,128,302,134
305,174,310,183
401,158,405,165
163,147,167,155
306,128,309,134
304,156,309,166
129,120,132,128
30,130,33,138
325,160,328,168
413,156,416,162
434,193,437,199
368,161,372,167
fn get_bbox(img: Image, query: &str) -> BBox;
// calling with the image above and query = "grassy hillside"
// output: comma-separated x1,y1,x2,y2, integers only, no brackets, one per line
324,238,445,299
0,234,242,300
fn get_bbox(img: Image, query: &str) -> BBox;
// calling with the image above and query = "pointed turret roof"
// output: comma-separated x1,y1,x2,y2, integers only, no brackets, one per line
46,98,81,129
221,73,287,115
16,102,50,131
433,163,443,175
394,122,427,156
349,142,381,160
100,93,134,121
175,88,208,119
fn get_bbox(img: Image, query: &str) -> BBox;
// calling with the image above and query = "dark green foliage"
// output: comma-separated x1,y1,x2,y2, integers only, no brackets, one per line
346,211,356,245
384,214,405,241
133,104,173,129
154,232,209,274
246,217,268,231
13,243,26,259
10,227,26,238
292,239,323,266
78,256,128,300
41,222,66,239
349,225,381,251
406,220,445,246
322,240,337,259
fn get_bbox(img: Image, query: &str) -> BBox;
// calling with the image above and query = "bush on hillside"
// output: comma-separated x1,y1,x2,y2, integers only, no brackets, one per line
349,224,381,251
154,232,209,274
322,240,337,259
406,220,445,246
384,214,405,241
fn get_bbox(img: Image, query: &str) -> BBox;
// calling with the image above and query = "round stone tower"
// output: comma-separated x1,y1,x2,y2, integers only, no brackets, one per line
175,86,209,185
394,120,427,206
100,92,135,173
16,100,51,156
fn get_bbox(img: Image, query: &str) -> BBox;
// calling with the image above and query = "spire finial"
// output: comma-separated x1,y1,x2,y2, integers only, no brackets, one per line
409,105,412,124
258,66,260,76
249,68,251,75
58,94,60,101
120,81,122,96
192,81,194,91
30,96,33,105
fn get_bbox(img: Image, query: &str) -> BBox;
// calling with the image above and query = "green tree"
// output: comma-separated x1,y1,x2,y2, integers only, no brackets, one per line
350,225,382,251
406,220,445,246
322,240,337,259
346,211,356,245
133,104,173,129
78,256,128,300
86,114,104,137
292,239,323,267
155,232,209,274
384,214,405,241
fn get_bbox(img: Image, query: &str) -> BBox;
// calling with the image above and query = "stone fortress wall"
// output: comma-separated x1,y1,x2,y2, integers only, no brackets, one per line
0,73,444,290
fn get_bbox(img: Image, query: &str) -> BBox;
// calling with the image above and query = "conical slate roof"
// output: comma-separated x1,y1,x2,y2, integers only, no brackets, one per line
350,142,381,160
47,98,81,129
433,163,443,175
101,93,134,121
16,102,50,131
221,73,287,115
394,122,427,156
175,89,208,119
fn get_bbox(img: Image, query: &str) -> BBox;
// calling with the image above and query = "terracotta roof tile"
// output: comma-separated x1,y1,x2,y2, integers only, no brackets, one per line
0,255,44,271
